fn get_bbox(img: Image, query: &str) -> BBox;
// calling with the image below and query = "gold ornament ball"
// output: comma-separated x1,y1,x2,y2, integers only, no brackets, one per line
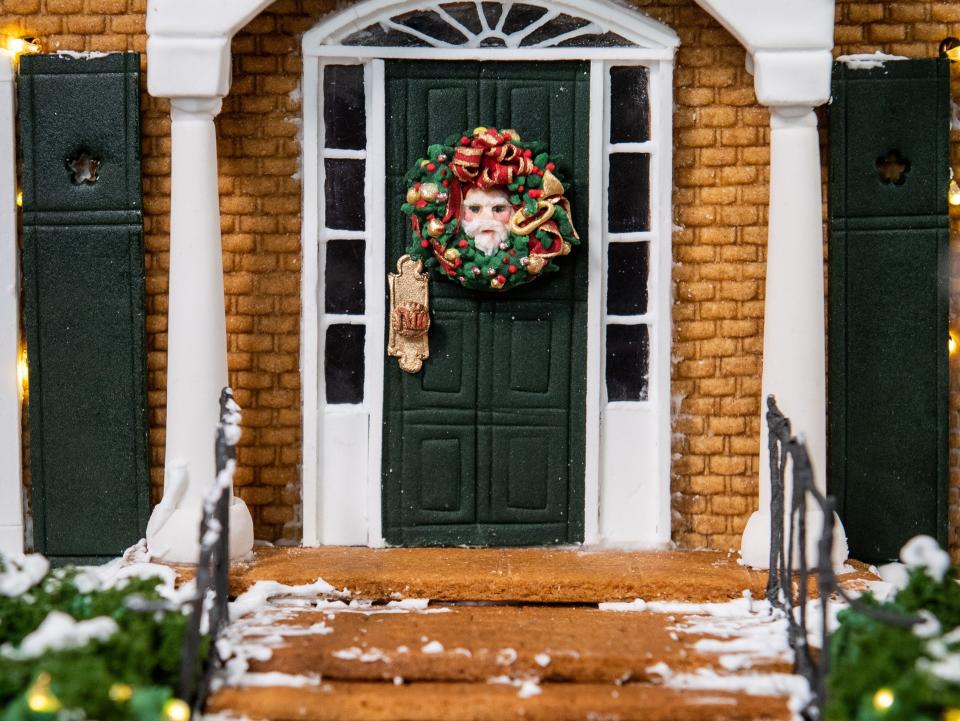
526,255,547,274
420,182,439,202
490,276,505,289
443,248,460,262
405,187,421,204
426,218,446,238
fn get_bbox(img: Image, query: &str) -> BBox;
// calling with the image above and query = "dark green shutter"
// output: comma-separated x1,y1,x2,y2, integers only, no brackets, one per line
382,61,588,546
19,53,149,562
828,59,950,564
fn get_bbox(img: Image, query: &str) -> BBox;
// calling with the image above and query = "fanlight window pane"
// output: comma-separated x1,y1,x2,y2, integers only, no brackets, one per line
501,3,549,34
481,2,503,28
605,324,649,402
325,239,365,315
609,66,650,143
394,10,469,45
519,13,591,47
324,159,365,230
324,65,366,150
343,24,431,46
606,242,649,316
555,32,634,48
608,153,650,232
438,2,483,34
325,324,366,404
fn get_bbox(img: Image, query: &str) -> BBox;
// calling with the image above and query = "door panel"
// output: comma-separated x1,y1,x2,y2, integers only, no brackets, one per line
383,61,588,546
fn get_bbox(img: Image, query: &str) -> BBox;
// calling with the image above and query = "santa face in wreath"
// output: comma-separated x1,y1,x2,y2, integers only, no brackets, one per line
460,187,512,256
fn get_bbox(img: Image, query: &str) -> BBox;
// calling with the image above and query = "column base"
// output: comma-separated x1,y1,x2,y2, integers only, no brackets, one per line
146,497,254,564
740,507,849,571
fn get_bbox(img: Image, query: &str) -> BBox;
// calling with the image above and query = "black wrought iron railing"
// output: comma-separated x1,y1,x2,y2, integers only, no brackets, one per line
764,396,918,721
177,386,240,712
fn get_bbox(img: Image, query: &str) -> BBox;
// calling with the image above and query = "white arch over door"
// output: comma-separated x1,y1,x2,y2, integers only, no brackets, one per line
300,0,678,547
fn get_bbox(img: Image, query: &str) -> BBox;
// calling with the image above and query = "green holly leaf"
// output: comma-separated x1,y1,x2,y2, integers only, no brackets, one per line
509,194,521,206
526,174,541,189
524,196,537,216
534,153,549,169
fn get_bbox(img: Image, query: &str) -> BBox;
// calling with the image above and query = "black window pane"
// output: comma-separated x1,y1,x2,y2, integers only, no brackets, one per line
610,66,650,143
606,324,649,402
519,13,591,46
438,2,483,34
325,240,365,314
608,153,650,233
607,243,649,315
325,159,365,230
324,65,366,150
481,2,503,28
325,324,365,404
343,25,430,46
555,32,636,48
394,10,468,45
501,3,549,34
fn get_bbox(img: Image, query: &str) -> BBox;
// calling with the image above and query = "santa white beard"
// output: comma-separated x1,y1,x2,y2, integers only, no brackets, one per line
461,217,509,256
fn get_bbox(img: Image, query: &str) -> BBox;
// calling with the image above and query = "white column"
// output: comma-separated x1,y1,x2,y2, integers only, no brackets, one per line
0,49,24,554
145,97,253,563
739,105,848,568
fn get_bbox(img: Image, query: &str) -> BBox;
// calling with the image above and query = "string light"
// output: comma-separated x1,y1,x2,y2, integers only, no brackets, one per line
26,673,62,714
2,36,40,61
15,190,22,207
950,179,960,206
950,332,958,356
108,683,133,703
872,688,895,712
163,698,191,721
17,344,28,398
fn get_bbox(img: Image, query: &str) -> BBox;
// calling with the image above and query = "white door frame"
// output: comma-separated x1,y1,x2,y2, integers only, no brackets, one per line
300,0,678,547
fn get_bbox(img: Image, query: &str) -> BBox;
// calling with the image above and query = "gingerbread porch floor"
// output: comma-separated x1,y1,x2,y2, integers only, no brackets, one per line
206,548,874,721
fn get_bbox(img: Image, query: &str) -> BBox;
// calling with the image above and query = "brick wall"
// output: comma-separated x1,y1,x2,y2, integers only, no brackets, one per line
3,0,959,559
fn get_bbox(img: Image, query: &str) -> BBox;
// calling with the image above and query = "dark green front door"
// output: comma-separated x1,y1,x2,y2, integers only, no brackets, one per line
382,61,588,546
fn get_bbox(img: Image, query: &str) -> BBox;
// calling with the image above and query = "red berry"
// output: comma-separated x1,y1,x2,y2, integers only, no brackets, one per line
546,162,555,171
442,179,449,187
459,239,468,248
427,163,437,171
523,149,532,158
509,249,516,256
497,274,506,284
460,136,469,145
489,127,498,134
528,189,541,199
517,186,524,193
441,168,447,176
416,199,427,208
508,265,517,274
420,240,429,248
501,256,509,264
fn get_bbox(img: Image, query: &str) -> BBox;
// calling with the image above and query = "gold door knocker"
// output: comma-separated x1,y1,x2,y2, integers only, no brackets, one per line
387,254,430,373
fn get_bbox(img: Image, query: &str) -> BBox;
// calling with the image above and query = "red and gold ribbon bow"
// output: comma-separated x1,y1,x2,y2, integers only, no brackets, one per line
450,128,535,189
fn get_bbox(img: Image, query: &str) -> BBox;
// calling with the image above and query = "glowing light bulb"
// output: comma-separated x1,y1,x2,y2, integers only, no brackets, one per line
26,673,62,714
163,698,191,721
3,36,40,61
950,179,960,206
16,345,27,398
944,708,960,721
108,683,133,703
872,688,895,712
15,190,22,207
950,332,958,356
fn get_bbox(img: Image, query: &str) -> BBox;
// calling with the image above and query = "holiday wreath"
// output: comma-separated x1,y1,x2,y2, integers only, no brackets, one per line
400,127,580,292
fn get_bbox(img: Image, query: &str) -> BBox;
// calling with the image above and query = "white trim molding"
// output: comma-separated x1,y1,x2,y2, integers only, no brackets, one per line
301,0,678,548
0,49,24,555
